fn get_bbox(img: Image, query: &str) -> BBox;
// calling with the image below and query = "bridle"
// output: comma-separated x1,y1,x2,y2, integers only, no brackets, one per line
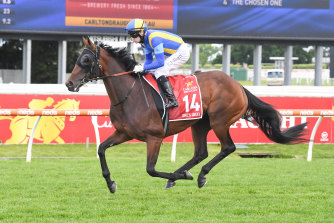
75,45,138,106
75,46,102,83
76,46,134,82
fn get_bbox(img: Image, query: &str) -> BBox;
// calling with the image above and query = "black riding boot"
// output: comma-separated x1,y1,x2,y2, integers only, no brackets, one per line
157,76,179,109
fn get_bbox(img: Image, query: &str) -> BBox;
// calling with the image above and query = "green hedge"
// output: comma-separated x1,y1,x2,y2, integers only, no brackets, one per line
293,64,327,69
180,64,328,69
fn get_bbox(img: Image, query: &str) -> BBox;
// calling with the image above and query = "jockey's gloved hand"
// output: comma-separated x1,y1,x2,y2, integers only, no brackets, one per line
133,64,144,73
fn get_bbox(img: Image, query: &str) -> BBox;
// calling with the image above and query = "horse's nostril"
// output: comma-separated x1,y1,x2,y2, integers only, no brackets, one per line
67,81,73,86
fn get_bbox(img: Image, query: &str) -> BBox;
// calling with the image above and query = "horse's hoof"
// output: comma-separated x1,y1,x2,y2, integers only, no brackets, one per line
165,180,175,189
108,181,117,193
184,170,193,180
197,177,207,188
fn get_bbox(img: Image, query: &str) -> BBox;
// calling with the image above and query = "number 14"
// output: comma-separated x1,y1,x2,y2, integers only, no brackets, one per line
183,94,200,112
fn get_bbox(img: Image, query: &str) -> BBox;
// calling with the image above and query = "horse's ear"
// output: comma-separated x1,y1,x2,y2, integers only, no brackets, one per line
82,36,89,46
82,36,96,50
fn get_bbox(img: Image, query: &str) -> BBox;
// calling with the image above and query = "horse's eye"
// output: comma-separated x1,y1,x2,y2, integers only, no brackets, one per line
80,54,92,66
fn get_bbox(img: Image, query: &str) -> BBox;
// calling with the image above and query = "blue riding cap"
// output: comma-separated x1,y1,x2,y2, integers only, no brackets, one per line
125,19,148,31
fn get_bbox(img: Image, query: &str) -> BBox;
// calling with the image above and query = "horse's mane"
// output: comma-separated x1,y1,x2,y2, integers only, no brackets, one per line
99,43,137,71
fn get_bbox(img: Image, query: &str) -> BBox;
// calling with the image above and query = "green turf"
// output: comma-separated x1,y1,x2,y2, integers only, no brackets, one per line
0,143,333,222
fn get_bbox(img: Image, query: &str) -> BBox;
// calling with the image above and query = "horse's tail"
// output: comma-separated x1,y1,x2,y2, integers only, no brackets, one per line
242,87,308,144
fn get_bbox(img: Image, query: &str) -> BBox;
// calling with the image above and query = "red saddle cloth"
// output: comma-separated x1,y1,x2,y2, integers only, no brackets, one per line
143,74,203,121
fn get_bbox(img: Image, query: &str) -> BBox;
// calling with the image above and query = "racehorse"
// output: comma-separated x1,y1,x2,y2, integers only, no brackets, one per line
66,36,307,193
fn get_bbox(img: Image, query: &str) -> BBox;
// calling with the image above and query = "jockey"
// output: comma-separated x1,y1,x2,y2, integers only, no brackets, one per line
125,18,190,109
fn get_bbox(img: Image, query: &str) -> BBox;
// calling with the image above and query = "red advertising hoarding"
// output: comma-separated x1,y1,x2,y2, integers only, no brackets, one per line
0,94,333,144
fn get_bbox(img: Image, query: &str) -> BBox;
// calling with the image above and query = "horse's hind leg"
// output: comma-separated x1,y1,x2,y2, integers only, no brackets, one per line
98,130,132,193
198,130,236,188
165,117,211,189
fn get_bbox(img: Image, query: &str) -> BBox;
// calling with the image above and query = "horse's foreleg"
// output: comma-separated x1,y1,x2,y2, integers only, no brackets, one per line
98,130,132,193
197,130,236,188
166,119,211,189
146,137,193,182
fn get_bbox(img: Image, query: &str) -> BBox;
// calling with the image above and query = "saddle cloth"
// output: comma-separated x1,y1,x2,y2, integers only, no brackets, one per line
143,74,203,121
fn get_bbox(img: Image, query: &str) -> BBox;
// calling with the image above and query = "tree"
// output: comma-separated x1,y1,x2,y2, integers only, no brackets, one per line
231,45,254,65
0,39,82,83
0,39,23,69
31,40,58,83
67,41,83,73
211,44,314,65
211,53,221,65
199,44,220,66
293,46,313,64
32,40,82,83
211,44,254,65
262,45,284,63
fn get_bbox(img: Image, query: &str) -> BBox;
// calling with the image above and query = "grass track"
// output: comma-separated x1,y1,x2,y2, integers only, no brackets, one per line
0,143,333,222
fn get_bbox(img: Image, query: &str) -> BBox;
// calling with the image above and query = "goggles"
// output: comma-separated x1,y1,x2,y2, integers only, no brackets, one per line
128,31,141,38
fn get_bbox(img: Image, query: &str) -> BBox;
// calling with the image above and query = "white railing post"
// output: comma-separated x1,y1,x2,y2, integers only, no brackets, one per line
26,116,41,162
307,116,323,162
91,116,100,158
171,134,178,162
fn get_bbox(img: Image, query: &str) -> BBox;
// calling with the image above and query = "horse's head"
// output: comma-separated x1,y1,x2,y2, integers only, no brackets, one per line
66,36,137,93
65,36,102,92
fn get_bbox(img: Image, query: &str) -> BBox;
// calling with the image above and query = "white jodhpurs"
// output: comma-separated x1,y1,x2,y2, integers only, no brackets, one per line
150,44,190,79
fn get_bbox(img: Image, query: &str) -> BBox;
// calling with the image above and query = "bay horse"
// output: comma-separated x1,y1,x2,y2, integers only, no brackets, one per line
65,36,307,193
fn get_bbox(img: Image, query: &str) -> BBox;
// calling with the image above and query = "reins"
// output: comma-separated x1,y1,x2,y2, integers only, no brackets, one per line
110,77,137,106
77,45,148,107
87,70,135,81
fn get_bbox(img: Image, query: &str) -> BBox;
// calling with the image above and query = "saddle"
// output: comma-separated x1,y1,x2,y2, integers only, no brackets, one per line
143,74,203,135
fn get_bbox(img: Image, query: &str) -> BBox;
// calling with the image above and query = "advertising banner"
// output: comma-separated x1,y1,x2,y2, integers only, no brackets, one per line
65,0,175,30
177,0,334,40
0,94,333,144
1,0,334,40
0,0,177,34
